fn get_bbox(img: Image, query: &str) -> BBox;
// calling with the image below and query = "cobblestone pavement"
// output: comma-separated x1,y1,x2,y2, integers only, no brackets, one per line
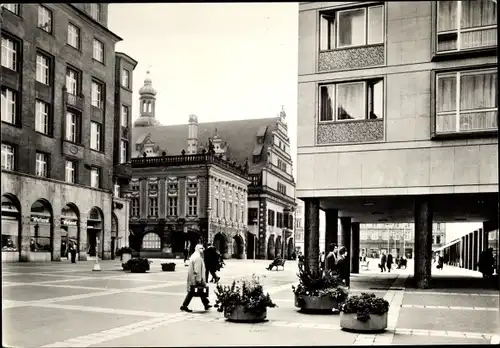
2,259,499,347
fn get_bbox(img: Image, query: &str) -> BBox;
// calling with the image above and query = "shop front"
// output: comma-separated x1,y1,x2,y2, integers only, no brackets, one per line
87,207,103,259
30,200,53,262
61,204,79,261
1,194,21,263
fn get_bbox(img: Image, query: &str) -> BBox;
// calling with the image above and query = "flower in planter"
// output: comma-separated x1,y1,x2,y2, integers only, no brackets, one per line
340,292,390,322
292,268,349,303
214,274,277,316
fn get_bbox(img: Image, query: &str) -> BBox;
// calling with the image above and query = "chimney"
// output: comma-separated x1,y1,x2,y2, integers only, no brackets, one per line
187,114,199,154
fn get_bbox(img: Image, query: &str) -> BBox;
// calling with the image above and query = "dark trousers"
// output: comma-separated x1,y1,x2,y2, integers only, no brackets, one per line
380,263,386,272
70,250,77,263
387,263,392,272
182,288,210,308
205,268,217,282
183,250,189,262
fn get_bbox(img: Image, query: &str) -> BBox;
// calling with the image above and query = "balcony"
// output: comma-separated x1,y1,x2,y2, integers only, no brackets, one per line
114,162,132,185
66,92,84,111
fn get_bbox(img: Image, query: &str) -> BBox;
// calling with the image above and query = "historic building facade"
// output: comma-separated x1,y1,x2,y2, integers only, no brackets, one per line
131,77,297,259
297,1,498,287
1,4,136,262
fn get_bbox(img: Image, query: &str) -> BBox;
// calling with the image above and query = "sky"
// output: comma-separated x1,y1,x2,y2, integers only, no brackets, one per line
108,2,299,173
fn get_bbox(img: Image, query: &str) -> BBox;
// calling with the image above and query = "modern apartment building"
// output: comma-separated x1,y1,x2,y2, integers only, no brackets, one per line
130,78,297,259
297,1,498,287
1,4,136,262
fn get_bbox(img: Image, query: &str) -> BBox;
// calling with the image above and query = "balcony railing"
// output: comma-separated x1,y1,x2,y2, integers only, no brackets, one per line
66,92,84,110
131,153,249,178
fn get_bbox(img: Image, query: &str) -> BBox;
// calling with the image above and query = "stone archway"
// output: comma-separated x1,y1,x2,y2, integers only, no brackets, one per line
275,235,282,258
232,235,245,259
30,199,54,261
61,203,80,261
1,193,21,262
87,207,103,259
214,233,227,259
267,235,275,260
287,238,294,259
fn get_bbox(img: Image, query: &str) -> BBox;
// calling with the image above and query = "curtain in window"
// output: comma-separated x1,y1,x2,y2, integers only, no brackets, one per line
436,75,457,132
367,6,384,44
461,0,496,29
438,1,457,32
337,83,364,120
338,9,365,47
320,85,334,121
460,72,496,110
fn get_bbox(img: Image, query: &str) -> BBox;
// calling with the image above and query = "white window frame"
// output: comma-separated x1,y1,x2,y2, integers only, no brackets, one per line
36,53,50,85
90,3,101,21
131,198,139,216
37,5,52,33
122,69,130,88
1,36,17,71
90,167,100,188
336,7,367,49
1,87,17,124
65,111,77,142
66,68,78,95
92,39,104,62
67,23,80,49
36,152,48,177
120,140,128,164
1,143,15,170
188,196,198,216
91,81,103,108
148,197,158,216
65,160,76,183
121,105,129,127
90,121,101,151
168,197,178,216
35,100,49,134
2,4,19,15
436,0,498,53
435,68,498,134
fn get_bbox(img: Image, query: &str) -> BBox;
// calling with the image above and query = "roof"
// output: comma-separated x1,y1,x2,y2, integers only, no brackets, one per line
132,117,279,174
67,4,122,42
115,52,138,68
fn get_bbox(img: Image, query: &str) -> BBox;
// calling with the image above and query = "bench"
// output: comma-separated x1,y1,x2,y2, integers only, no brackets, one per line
361,260,370,271
268,258,286,271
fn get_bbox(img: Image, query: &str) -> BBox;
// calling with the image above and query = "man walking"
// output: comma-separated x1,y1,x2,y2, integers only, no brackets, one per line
204,243,220,283
324,243,338,274
386,253,393,273
379,252,387,272
180,244,212,313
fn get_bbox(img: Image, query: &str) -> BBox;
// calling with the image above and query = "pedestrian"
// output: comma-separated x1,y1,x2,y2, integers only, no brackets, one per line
478,248,495,278
336,246,349,286
180,244,212,313
379,252,387,272
298,252,305,271
183,241,191,266
319,251,326,273
204,243,220,283
69,241,77,263
386,253,393,273
324,243,338,274
437,254,444,270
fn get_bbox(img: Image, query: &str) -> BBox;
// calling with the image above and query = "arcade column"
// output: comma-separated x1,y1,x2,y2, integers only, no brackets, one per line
324,209,338,250
473,230,479,271
351,222,360,274
304,198,320,273
460,236,465,268
414,196,433,289
468,232,473,270
340,217,351,286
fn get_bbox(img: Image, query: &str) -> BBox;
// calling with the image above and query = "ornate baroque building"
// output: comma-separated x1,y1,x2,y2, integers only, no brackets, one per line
130,76,297,259
1,4,136,262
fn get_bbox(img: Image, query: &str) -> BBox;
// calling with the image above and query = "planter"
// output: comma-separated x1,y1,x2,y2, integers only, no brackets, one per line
162,263,176,272
295,294,340,313
130,264,149,273
224,305,267,323
340,312,388,332
2,251,19,263
121,252,132,264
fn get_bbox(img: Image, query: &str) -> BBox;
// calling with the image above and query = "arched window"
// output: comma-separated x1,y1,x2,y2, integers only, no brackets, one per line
142,233,161,249
142,101,147,113
147,101,152,113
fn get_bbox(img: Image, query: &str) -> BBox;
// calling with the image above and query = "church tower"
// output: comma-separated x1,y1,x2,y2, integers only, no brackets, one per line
133,70,161,127
187,114,199,154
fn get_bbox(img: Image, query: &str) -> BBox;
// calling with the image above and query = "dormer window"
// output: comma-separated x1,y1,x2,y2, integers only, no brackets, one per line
253,155,261,163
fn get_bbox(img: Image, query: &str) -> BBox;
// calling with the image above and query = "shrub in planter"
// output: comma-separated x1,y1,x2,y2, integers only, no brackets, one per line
214,274,276,322
116,247,134,263
161,262,176,272
292,269,349,313
123,257,152,273
340,293,390,332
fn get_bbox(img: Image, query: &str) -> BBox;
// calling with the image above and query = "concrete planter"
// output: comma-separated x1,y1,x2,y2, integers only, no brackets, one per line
2,251,19,263
224,305,267,323
161,263,176,272
28,252,51,262
340,312,388,332
295,294,340,312
121,253,132,264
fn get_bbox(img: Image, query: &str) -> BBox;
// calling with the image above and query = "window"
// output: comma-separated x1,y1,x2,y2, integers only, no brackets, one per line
320,5,384,51
35,100,50,135
65,160,76,183
148,197,158,217
90,3,101,21
36,53,50,85
319,79,384,122
188,197,198,216
131,198,139,216
268,209,275,226
121,105,129,127
436,68,497,134
90,167,100,188
65,111,79,142
248,208,258,225
437,0,497,53
277,212,283,228
120,140,128,164
1,143,15,170
91,81,103,108
277,182,286,195
35,152,48,177
122,69,130,88
37,5,52,33
66,68,79,95
228,202,233,220
1,87,17,124
214,197,219,217
436,235,442,244
222,200,226,219
2,4,19,15
277,159,287,172
67,23,80,49
90,121,101,151
1,36,17,71
168,197,178,216
142,233,161,249
92,39,104,62
188,183,198,190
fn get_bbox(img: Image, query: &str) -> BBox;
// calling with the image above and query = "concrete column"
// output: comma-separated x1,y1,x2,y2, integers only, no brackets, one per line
52,217,61,261
324,209,338,250
340,217,351,286
468,232,473,270
20,216,31,262
478,228,483,260
414,196,433,289
351,222,360,274
465,234,470,270
79,220,88,261
304,198,320,273
473,230,479,270
482,228,489,250
460,236,465,268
